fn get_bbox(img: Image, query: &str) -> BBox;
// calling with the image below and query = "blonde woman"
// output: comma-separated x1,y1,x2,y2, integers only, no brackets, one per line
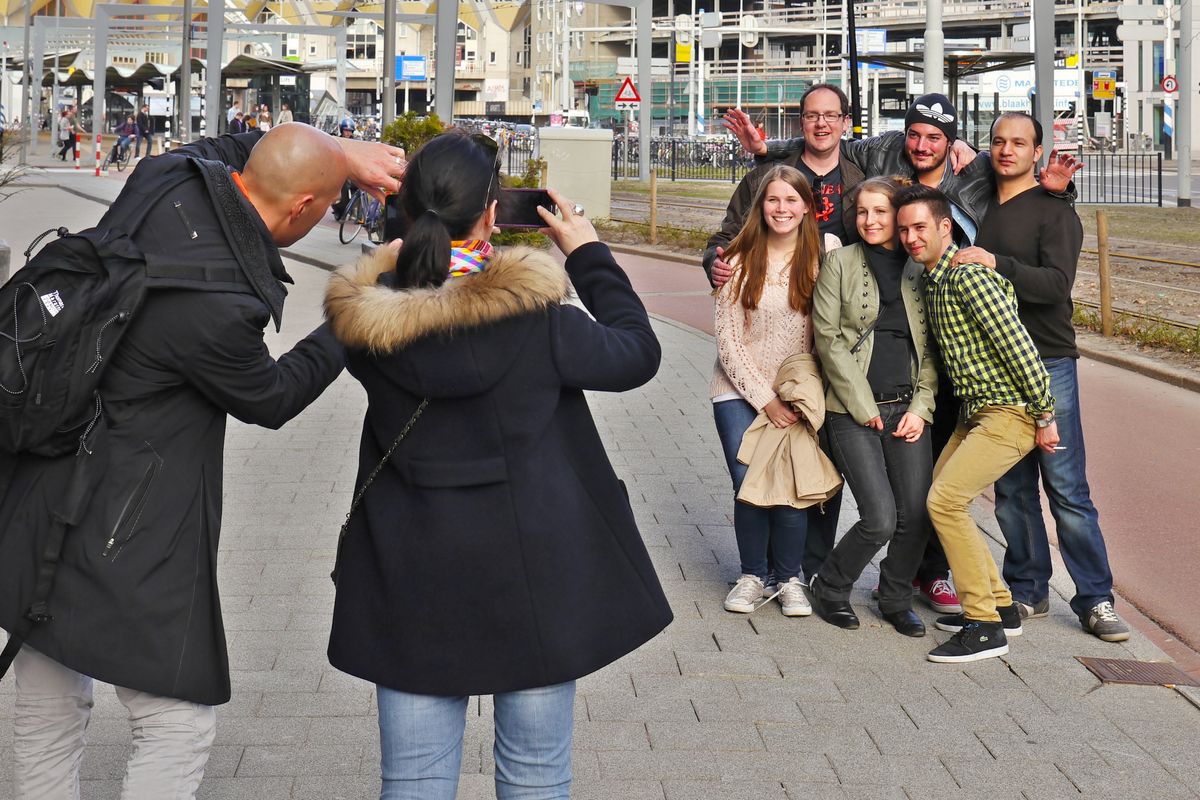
712,164,831,617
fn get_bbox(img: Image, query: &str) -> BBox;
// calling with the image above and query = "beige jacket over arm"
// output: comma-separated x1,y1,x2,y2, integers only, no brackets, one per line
811,243,938,425
735,353,843,510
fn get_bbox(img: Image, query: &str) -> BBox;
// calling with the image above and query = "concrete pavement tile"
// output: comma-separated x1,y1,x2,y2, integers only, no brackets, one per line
584,694,698,722
631,674,741,701
316,668,374,694
214,717,312,746
597,646,683,675
195,777,296,800
80,744,138,780
757,722,876,755
660,778,787,799
220,690,266,717
236,744,363,776
307,716,379,749
781,783,907,800
825,752,958,788
572,721,652,750
798,701,916,729
255,690,373,718
861,722,992,758
692,696,804,723
199,745,247,778
575,669,638,697
733,676,847,705
941,756,1080,793
291,775,380,799
571,779,666,799
228,668,322,693
76,780,122,799
1053,755,1197,798
595,749,724,781
646,720,765,751
676,651,781,678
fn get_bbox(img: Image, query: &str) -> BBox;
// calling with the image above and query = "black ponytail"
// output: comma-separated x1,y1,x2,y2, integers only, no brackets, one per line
392,131,501,289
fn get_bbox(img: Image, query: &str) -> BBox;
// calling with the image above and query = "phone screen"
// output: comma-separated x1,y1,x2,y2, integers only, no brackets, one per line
496,188,556,229
383,193,408,242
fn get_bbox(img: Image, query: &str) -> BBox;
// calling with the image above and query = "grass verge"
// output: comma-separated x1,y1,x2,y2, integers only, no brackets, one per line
594,218,709,254
611,178,738,202
1077,204,1200,248
1073,303,1200,358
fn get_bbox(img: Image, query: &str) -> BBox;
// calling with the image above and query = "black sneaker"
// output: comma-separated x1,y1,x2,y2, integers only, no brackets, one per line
934,603,1023,637
927,621,1009,664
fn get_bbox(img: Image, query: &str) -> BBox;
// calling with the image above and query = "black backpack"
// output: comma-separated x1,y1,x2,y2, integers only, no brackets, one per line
0,228,151,458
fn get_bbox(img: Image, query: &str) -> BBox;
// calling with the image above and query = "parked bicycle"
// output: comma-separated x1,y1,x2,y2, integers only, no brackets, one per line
339,188,385,244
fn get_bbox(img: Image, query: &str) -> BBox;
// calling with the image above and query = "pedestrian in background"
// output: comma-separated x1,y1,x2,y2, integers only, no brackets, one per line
135,103,154,158
323,130,671,800
55,108,75,161
711,164,833,618
258,104,272,131
277,102,293,125
808,176,938,637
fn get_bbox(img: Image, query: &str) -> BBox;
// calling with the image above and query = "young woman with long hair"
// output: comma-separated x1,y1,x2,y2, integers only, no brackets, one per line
808,176,939,636
711,163,830,617
323,130,671,800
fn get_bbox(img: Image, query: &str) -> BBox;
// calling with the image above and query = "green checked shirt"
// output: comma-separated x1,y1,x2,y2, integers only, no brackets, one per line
923,244,1054,421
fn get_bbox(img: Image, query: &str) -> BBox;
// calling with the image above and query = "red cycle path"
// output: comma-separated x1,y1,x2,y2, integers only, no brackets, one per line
613,246,1200,676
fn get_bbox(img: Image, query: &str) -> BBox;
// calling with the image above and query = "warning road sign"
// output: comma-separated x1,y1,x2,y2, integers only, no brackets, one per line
614,76,641,110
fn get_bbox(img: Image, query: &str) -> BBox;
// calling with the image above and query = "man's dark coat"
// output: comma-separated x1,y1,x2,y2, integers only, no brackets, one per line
0,132,344,705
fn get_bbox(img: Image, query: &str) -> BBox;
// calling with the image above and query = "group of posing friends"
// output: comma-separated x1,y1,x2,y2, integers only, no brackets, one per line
706,85,1129,666
0,92,1130,800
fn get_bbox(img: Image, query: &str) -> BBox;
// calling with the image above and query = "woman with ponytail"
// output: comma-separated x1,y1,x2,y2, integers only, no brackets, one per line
323,130,671,800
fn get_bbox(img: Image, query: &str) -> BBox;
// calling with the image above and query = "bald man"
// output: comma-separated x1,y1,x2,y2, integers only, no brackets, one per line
0,124,400,799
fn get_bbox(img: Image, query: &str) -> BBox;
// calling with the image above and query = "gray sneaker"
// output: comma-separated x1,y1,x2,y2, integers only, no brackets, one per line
1081,601,1131,642
1016,598,1050,619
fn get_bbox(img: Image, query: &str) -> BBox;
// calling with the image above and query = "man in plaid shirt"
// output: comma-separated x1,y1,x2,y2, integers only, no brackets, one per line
895,184,1059,664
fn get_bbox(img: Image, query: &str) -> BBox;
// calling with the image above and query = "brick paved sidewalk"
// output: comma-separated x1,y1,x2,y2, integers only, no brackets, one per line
1,180,1199,799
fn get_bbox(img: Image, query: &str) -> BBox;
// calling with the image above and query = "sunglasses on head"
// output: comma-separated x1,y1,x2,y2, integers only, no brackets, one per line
470,133,501,214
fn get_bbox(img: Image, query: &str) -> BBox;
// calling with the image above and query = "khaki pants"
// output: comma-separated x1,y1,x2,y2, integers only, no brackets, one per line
927,405,1036,622
12,645,216,800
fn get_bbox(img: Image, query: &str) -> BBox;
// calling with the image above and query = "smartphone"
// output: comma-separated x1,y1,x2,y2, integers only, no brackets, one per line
496,188,556,229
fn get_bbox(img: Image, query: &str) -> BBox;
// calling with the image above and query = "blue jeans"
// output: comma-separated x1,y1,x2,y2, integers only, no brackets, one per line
993,357,1114,617
822,405,933,612
713,398,810,582
377,681,575,800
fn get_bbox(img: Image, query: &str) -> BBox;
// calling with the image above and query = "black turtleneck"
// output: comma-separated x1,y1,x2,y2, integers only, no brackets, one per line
863,242,912,395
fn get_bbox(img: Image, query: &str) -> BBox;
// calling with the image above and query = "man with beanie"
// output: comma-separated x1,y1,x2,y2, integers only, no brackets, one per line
950,111,1128,643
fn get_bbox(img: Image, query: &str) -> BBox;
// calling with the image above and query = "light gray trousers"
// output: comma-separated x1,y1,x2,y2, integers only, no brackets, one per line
12,645,216,800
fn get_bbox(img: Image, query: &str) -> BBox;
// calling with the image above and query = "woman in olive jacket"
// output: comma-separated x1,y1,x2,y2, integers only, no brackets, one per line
808,176,939,637
323,131,671,800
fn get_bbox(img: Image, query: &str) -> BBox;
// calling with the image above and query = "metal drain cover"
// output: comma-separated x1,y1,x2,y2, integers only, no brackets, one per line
1077,657,1200,687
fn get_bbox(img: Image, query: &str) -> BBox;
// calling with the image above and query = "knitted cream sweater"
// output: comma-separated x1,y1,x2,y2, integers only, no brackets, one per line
711,260,814,411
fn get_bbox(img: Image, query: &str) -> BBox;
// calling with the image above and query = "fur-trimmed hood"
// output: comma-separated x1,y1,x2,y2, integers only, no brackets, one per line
325,245,570,354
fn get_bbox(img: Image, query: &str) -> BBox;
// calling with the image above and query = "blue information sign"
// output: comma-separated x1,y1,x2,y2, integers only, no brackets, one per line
395,55,427,81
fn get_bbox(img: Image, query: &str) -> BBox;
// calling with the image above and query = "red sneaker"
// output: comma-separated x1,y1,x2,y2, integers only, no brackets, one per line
916,576,962,614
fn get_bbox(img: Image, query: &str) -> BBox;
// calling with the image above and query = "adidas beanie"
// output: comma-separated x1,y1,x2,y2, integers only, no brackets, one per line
904,93,958,142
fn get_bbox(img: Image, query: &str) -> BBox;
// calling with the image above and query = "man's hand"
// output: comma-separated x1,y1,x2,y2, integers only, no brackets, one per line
863,416,884,431
722,109,767,157
950,246,996,269
1035,419,1060,454
949,139,977,174
891,412,925,442
1039,148,1083,194
711,246,734,288
335,137,407,203
764,397,799,428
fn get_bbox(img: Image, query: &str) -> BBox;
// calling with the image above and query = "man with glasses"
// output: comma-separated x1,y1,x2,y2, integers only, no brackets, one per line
703,83,860,285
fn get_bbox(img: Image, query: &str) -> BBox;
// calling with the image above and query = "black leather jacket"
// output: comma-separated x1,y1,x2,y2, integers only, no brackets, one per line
763,130,998,237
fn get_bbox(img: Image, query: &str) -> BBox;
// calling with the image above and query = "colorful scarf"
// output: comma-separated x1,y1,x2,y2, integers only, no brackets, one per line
448,239,493,278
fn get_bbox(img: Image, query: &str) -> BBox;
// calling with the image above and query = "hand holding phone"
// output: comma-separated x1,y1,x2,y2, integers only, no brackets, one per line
535,189,597,257
496,188,557,229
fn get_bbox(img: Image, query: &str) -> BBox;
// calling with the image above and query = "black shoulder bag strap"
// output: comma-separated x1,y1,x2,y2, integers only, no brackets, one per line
330,398,428,585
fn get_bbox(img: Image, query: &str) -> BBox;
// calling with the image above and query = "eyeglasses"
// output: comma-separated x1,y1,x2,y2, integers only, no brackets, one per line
471,133,501,215
802,112,847,124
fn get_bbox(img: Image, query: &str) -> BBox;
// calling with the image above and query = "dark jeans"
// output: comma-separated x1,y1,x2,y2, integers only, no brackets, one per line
134,131,153,158
713,399,810,582
993,357,1114,616
820,405,933,612
803,426,841,581
57,137,74,160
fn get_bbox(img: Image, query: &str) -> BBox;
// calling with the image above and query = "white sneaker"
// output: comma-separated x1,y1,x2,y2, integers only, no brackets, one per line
724,574,765,613
777,577,812,617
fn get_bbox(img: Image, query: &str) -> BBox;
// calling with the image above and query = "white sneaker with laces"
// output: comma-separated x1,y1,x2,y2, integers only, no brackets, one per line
1081,600,1131,642
777,577,812,617
724,574,765,613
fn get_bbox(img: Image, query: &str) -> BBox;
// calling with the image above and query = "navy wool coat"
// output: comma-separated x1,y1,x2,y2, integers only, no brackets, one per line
323,242,673,696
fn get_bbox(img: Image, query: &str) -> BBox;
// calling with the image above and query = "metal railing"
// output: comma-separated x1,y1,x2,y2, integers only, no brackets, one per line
611,137,755,183
1073,150,1163,206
